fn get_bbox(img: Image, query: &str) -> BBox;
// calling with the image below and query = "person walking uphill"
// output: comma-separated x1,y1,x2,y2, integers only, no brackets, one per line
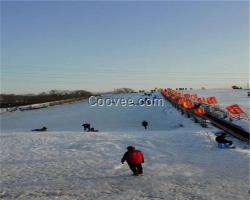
121,146,144,176
142,120,148,130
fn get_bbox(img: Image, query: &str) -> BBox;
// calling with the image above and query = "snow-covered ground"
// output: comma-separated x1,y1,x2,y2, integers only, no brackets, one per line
0,108,8,114
0,92,249,200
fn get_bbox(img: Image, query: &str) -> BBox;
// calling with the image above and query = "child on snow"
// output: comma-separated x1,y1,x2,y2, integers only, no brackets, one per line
121,146,144,176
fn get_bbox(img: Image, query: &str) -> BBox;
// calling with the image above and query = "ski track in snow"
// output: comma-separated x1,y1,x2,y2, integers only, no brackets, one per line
0,92,249,200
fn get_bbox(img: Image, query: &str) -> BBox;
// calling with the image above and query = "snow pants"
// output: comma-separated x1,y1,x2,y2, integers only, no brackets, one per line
220,139,233,146
128,163,143,175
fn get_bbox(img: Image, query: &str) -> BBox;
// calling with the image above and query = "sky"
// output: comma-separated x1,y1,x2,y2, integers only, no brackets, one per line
1,1,249,94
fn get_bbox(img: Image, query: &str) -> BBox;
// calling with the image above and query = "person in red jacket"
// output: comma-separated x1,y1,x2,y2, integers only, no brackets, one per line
121,146,144,176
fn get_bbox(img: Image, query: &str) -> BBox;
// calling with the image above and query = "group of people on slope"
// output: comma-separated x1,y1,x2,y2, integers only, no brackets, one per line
31,120,234,177
82,120,149,132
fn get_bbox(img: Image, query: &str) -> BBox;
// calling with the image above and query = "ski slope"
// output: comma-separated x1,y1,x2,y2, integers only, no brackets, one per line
1,93,187,133
0,92,249,200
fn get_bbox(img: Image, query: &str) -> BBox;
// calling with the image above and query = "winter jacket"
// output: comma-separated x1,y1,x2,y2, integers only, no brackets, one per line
142,121,148,127
121,150,144,164
216,135,226,143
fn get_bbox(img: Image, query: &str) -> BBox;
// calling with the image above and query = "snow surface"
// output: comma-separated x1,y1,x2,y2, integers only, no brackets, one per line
0,92,249,200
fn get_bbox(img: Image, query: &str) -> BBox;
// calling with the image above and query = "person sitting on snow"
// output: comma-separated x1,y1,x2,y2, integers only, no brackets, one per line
32,126,47,132
215,133,233,147
121,146,144,176
82,123,91,132
142,120,148,130
89,127,99,132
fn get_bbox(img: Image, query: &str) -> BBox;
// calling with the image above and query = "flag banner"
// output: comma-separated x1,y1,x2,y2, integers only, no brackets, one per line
172,90,177,94
197,97,206,103
207,96,217,104
226,104,245,115
190,94,198,100
177,98,185,105
183,99,194,109
194,106,206,115
184,94,191,99
177,92,183,97
171,95,177,100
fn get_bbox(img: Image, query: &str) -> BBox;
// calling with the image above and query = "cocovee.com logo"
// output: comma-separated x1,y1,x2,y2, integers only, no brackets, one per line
88,96,164,107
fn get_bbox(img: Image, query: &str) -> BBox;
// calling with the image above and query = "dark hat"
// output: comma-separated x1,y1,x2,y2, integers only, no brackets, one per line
127,146,135,150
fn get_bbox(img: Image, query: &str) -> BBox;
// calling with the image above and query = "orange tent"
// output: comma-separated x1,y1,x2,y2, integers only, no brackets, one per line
226,104,245,115
207,96,217,104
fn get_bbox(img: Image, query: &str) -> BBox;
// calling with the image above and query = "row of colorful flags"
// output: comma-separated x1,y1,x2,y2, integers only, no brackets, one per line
160,88,246,116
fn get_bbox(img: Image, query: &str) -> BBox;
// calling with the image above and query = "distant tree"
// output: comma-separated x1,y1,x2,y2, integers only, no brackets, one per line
0,90,92,108
114,88,134,94
232,85,242,89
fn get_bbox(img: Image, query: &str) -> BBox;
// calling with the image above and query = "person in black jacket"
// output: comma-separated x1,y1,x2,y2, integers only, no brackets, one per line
32,127,47,131
142,120,148,130
215,133,233,147
82,123,91,131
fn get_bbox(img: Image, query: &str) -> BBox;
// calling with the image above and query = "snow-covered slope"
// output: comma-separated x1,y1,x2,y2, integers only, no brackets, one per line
0,93,187,133
0,92,249,200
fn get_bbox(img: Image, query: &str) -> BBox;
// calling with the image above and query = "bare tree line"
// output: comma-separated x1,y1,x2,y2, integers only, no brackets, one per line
0,90,92,108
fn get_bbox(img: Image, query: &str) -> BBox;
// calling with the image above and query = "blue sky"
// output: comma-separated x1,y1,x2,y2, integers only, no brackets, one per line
1,1,249,94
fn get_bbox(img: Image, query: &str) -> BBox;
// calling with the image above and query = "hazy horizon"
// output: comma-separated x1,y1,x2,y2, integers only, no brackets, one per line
1,86,249,96
1,1,249,94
